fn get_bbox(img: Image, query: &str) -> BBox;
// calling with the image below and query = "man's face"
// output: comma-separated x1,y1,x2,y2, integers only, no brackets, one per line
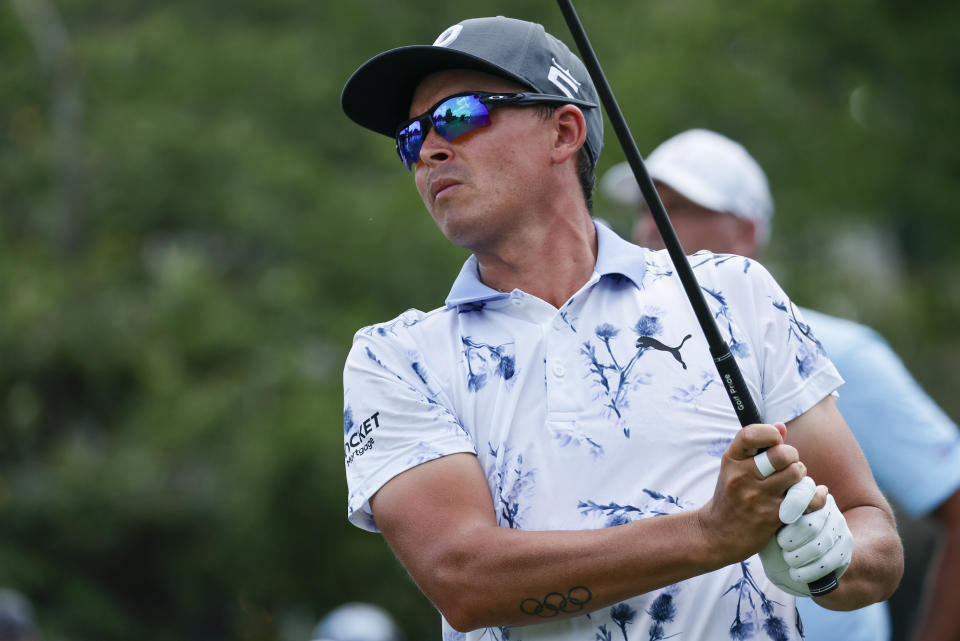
407,69,558,251
632,183,758,258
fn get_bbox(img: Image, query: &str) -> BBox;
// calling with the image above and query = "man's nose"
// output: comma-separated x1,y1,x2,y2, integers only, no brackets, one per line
417,127,453,167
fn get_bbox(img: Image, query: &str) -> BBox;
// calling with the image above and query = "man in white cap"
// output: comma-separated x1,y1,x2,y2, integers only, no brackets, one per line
310,602,403,641
0,589,36,641
602,128,960,641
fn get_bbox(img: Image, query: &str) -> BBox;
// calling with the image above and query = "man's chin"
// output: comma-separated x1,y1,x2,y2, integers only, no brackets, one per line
438,218,492,252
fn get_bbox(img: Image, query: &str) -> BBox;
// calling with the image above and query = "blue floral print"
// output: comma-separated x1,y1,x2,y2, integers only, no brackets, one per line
559,307,579,332
463,337,517,392
691,252,742,271
671,370,717,408
408,350,443,399
550,424,605,459
360,313,421,337
443,627,467,641
708,437,733,458
595,624,613,641
477,627,509,640
722,562,788,641
346,495,378,532
581,314,690,436
578,489,694,526
702,287,751,359
363,346,466,436
610,603,637,641
644,257,674,282
404,441,446,467
578,499,646,526
773,301,824,352
772,300,826,380
646,585,681,640
634,313,663,337
343,405,354,434
488,443,536,529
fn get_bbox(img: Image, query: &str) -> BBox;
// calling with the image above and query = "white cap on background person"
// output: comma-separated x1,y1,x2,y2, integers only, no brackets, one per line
0,589,36,641
600,128,774,246
310,602,402,641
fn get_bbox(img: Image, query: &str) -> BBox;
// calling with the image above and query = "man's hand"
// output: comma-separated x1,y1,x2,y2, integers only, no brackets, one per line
697,422,811,565
760,493,854,596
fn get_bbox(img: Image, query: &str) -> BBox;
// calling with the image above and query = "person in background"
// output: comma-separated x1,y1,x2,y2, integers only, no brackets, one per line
601,127,960,641
0,589,36,641
311,602,403,641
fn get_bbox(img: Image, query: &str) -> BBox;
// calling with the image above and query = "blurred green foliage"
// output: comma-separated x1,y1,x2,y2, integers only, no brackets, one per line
0,0,957,639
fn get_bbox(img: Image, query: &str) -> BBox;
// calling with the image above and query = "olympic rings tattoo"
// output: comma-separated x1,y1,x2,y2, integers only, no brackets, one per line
520,586,592,618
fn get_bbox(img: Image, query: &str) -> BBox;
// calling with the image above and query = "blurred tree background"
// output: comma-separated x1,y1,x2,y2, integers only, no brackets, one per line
0,0,957,639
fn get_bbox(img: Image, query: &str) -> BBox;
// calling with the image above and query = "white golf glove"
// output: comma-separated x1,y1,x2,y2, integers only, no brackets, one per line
759,491,854,597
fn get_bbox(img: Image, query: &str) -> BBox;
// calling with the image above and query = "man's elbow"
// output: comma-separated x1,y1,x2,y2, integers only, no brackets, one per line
432,585,487,633
418,544,494,632
860,513,905,605
876,531,905,602
853,524,905,607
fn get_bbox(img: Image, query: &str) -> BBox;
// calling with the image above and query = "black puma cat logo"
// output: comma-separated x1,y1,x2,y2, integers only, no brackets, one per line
635,334,693,369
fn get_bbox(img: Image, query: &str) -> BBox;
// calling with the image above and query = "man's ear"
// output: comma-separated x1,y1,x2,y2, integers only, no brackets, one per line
733,217,760,257
551,105,588,165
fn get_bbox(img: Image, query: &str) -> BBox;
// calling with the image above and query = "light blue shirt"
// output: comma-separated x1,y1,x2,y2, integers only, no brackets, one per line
342,224,844,641
796,308,960,641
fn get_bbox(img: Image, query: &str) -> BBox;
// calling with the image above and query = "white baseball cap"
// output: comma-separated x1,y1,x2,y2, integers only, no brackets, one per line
600,129,774,245
311,602,403,641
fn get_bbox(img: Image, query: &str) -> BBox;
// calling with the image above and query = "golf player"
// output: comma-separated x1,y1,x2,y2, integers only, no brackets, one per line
602,128,960,641
339,16,903,640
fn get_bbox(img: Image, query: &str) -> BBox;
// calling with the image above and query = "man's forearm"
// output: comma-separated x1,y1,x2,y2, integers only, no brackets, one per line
811,504,903,611
410,510,728,631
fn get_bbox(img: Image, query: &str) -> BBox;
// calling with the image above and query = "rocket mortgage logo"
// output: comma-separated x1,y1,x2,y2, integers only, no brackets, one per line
344,410,381,466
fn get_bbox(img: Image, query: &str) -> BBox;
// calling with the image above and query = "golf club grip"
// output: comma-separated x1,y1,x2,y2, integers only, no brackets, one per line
556,0,838,596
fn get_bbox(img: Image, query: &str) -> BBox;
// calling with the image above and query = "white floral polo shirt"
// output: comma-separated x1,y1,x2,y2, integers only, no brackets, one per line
342,222,843,641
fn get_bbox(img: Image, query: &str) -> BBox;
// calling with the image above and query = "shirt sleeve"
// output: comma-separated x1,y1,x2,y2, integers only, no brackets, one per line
341,329,476,532
734,259,845,424
813,317,960,516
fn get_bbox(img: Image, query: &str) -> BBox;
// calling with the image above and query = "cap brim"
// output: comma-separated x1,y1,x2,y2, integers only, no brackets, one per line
599,162,644,206
341,46,535,139
648,164,733,215
601,160,731,215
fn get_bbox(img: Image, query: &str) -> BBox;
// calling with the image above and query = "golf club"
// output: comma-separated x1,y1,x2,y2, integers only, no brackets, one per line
555,0,839,596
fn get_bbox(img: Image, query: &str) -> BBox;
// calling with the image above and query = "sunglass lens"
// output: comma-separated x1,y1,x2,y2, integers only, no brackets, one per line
432,95,491,142
397,119,423,169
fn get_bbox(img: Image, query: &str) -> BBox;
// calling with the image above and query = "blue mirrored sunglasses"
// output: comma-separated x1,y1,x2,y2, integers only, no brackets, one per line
395,91,596,170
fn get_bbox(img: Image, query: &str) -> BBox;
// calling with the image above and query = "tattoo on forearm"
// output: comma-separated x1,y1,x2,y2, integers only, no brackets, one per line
520,586,592,618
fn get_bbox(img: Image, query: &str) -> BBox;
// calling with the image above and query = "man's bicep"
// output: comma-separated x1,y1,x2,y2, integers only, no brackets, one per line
370,453,498,580
786,394,889,513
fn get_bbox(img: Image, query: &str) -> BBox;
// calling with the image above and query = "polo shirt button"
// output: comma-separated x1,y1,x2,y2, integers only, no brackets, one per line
511,298,522,306
552,363,566,377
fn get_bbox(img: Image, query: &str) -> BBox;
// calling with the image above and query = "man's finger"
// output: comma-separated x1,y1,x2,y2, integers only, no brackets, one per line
751,443,800,480
802,485,829,514
754,450,776,478
777,494,836,551
730,423,784,459
779,476,817,524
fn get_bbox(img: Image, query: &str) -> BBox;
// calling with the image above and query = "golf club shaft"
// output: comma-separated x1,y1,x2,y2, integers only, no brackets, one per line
556,0,838,597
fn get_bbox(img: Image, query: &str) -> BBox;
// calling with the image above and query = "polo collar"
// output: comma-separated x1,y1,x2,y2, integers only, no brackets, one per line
444,221,647,308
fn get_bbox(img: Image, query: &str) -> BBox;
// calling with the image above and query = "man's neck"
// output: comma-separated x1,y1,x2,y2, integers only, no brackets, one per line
474,214,598,309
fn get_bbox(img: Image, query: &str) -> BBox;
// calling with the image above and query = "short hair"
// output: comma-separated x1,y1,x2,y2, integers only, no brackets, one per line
533,104,596,213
